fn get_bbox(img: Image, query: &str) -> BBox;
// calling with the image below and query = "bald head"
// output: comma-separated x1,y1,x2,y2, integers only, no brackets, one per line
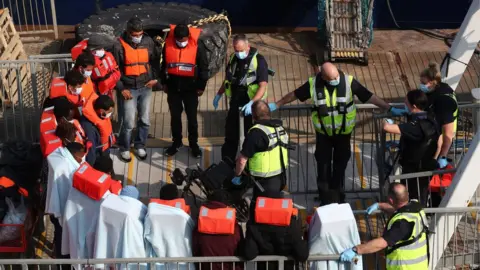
321,62,339,81
252,100,270,120
388,183,409,206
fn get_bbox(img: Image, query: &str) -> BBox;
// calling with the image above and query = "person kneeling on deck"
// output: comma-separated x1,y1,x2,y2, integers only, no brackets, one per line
48,69,91,117
382,90,439,206
144,184,195,270
80,94,115,166
269,62,405,203
71,34,121,99
231,100,289,202
243,191,308,270
341,183,429,270
193,190,244,270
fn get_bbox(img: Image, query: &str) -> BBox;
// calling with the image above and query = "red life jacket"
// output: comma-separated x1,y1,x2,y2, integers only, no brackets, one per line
429,164,455,195
40,106,57,134
71,39,88,61
198,206,236,235
73,162,118,200
92,52,121,98
81,93,115,151
254,197,298,226
164,25,202,77
40,130,62,157
150,198,191,214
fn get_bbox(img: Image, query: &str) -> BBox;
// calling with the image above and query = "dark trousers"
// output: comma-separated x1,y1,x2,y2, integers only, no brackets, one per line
167,89,199,144
221,98,252,162
49,215,70,269
315,132,352,193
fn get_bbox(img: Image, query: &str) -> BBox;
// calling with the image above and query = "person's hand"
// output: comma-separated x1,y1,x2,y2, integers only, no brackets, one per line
268,102,277,112
438,157,448,168
197,89,204,97
213,94,222,110
145,80,158,88
162,84,168,93
231,176,242,185
241,100,254,116
390,107,407,117
121,90,132,100
366,202,379,215
384,119,394,124
340,248,357,262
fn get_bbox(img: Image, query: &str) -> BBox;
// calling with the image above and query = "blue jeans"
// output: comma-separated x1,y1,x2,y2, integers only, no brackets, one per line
119,86,152,151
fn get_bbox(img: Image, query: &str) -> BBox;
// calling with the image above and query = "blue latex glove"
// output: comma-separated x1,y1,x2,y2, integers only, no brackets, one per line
390,107,407,117
366,202,379,215
241,101,254,116
384,119,394,124
213,94,222,110
438,157,448,169
268,102,277,112
231,176,242,185
340,248,357,262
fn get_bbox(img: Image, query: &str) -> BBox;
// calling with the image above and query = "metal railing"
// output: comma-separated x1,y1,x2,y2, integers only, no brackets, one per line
1,0,58,38
0,55,73,142
238,103,478,196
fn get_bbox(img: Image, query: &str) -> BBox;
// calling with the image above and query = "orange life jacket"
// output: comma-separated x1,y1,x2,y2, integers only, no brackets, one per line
49,77,94,117
92,52,121,97
0,176,29,197
119,38,149,76
198,206,236,235
40,106,57,134
150,198,191,214
109,180,122,195
254,197,298,226
429,164,455,195
40,130,63,157
71,39,88,61
81,93,115,151
164,25,202,77
73,162,118,201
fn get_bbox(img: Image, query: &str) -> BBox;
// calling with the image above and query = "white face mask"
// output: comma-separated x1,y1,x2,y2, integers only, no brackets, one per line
102,112,112,119
176,40,188,48
132,36,142,44
95,49,105,58
72,87,83,96
83,70,92,78
81,155,86,163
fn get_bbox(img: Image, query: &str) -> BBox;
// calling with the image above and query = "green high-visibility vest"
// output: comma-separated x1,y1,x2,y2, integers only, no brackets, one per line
386,208,429,270
309,73,356,136
224,52,267,100
247,124,289,178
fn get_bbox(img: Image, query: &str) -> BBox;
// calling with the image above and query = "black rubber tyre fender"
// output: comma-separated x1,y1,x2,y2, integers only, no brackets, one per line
75,2,230,78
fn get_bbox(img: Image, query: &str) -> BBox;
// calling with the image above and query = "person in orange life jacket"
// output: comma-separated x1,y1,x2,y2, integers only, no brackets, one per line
192,190,244,270
217,34,269,162
161,24,209,158
270,62,404,203
382,90,439,206
243,191,308,270
112,17,161,163
80,94,115,166
48,141,86,262
48,70,87,115
49,97,86,146
73,51,96,100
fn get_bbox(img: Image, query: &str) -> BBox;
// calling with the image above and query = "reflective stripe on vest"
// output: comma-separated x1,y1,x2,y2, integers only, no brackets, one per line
164,25,202,77
119,38,149,76
224,52,267,100
247,124,289,178
386,210,428,270
309,73,356,136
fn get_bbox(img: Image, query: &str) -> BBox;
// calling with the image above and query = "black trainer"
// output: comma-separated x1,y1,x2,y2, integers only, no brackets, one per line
165,141,183,156
190,143,202,158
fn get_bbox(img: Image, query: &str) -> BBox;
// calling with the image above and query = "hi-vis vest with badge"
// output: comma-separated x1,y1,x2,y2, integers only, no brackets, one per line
386,207,429,270
309,73,356,136
224,49,267,100
248,124,288,178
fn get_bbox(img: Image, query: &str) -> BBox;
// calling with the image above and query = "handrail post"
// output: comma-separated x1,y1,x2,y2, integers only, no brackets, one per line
239,108,245,155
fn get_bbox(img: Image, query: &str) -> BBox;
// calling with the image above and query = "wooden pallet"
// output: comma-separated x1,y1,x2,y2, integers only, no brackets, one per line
0,8,30,107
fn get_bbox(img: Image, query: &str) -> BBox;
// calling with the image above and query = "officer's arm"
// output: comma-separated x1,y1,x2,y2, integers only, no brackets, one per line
251,81,267,101
235,153,248,176
368,95,392,111
354,237,388,255
276,92,298,107
437,122,455,158
383,122,401,134
250,57,268,101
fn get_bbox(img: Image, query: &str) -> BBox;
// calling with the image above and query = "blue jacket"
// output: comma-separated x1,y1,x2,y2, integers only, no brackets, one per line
80,116,110,166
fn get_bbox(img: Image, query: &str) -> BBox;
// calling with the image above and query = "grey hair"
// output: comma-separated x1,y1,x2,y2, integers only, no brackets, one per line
233,34,248,45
